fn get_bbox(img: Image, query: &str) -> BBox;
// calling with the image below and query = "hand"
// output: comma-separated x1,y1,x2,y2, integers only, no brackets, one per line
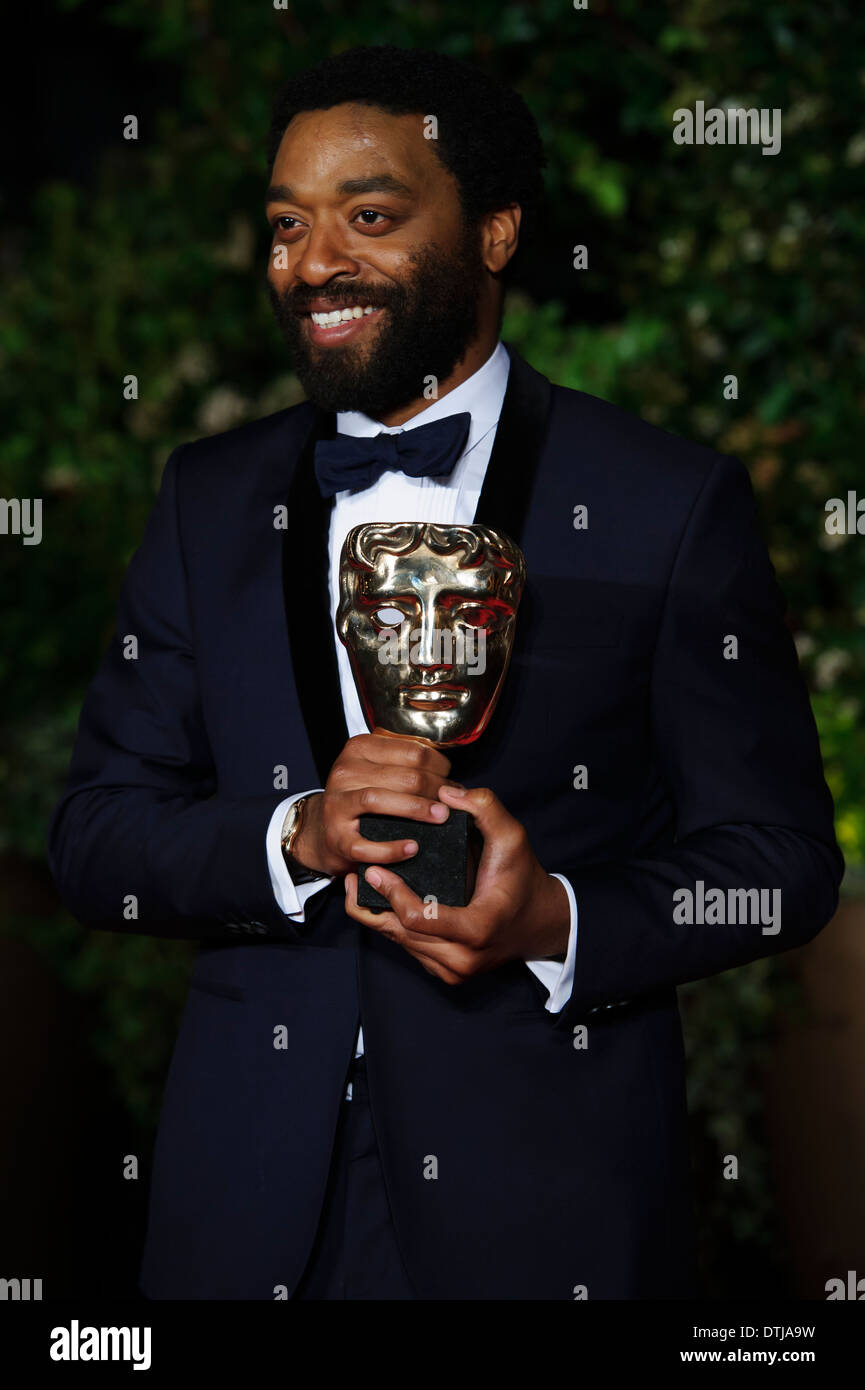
344,783,570,984
292,728,460,878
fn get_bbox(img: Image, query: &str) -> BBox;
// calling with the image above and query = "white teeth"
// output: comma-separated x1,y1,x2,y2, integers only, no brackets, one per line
309,305,379,326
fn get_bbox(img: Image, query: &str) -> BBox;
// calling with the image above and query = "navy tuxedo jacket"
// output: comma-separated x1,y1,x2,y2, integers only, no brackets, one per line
48,346,843,1300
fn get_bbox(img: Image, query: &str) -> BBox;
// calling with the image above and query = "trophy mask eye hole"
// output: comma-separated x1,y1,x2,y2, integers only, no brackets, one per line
454,602,506,631
373,605,409,629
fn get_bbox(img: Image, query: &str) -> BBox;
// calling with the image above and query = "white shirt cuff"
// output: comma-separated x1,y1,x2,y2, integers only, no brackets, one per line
524,873,578,1014
266,791,333,921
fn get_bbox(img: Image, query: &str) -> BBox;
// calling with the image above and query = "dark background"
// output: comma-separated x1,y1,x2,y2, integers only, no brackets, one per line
2,0,864,1299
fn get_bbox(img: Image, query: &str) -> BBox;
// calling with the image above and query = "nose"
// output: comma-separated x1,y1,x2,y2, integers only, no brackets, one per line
293,219,360,286
414,604,452,671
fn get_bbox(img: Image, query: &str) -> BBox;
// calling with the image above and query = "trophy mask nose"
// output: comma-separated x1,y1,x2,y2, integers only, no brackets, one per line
413,601,447,670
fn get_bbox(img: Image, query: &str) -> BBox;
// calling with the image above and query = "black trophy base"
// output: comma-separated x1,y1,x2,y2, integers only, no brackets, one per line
357,810,471,912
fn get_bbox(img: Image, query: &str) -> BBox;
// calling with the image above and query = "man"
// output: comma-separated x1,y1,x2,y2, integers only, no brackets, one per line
48,45,843,1300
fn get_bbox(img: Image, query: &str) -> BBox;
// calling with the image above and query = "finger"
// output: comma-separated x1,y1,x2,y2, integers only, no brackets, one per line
343,874,468,984
365,899,486,981
339,763,460,803
342,871,442,961
353,856,497,948
358,864,428,929
343,786,453,827
343,871,403,934
396,942,465,985
347,864,447,946
345,835,420,865
436,784,518,840
366,728,452,778
360,866,494,958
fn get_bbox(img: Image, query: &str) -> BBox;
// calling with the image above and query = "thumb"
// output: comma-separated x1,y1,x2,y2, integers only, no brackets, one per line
437,784,515,839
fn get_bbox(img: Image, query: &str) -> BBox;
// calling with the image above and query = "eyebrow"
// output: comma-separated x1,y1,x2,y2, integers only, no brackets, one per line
265,174,414,205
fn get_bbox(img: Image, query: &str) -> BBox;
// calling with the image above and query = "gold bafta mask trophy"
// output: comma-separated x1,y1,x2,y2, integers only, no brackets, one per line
337,521,526,910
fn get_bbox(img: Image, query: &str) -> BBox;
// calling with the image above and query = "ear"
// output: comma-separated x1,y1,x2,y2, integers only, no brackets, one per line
480,205,522,275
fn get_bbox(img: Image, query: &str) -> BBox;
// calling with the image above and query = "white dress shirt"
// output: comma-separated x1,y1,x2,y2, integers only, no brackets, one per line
265,341,578,1077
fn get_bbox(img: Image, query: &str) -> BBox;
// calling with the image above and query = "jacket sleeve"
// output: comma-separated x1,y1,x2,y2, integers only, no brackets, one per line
554,453,844,1026
47,446,315,941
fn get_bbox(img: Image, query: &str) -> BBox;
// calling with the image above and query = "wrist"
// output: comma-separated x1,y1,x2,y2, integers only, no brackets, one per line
282,793,328,879
535,871,570,957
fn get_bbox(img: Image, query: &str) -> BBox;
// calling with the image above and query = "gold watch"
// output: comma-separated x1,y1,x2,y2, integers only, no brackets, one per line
280,795,321,884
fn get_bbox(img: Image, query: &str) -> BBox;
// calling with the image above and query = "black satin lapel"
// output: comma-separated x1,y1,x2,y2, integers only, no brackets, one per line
471,343,553,546
281,406,349,785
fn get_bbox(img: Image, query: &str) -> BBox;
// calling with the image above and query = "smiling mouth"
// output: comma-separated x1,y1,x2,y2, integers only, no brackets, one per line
400,685,469,711
306,304,381,326
301,303,385,346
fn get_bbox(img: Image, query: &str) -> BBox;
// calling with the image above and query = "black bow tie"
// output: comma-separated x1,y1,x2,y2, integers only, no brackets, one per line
313,412,472,499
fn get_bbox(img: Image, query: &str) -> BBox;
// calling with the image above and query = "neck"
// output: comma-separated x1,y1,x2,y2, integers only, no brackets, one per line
375,330,500,427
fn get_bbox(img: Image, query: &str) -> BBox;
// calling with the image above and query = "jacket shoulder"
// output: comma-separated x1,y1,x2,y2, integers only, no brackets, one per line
547,378,741,496
168,400,318,488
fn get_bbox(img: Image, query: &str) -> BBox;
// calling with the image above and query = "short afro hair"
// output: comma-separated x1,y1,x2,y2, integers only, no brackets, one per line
267,45,546,256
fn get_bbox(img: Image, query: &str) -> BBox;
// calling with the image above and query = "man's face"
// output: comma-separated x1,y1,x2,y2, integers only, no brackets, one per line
266,103,485,418
338,536,521,746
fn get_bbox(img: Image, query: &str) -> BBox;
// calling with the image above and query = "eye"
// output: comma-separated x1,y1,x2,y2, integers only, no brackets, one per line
272,215,303,236
455,604,500,630
373,606,407,628
353,209,391,231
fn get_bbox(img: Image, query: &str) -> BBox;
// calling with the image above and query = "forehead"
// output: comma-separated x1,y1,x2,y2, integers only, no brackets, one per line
359,545,499,595
272,102,451,196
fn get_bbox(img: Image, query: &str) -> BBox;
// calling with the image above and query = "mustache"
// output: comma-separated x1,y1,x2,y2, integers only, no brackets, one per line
273,283,406,315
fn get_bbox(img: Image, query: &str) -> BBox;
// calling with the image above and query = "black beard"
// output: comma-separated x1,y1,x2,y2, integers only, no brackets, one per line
268,232,484,419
